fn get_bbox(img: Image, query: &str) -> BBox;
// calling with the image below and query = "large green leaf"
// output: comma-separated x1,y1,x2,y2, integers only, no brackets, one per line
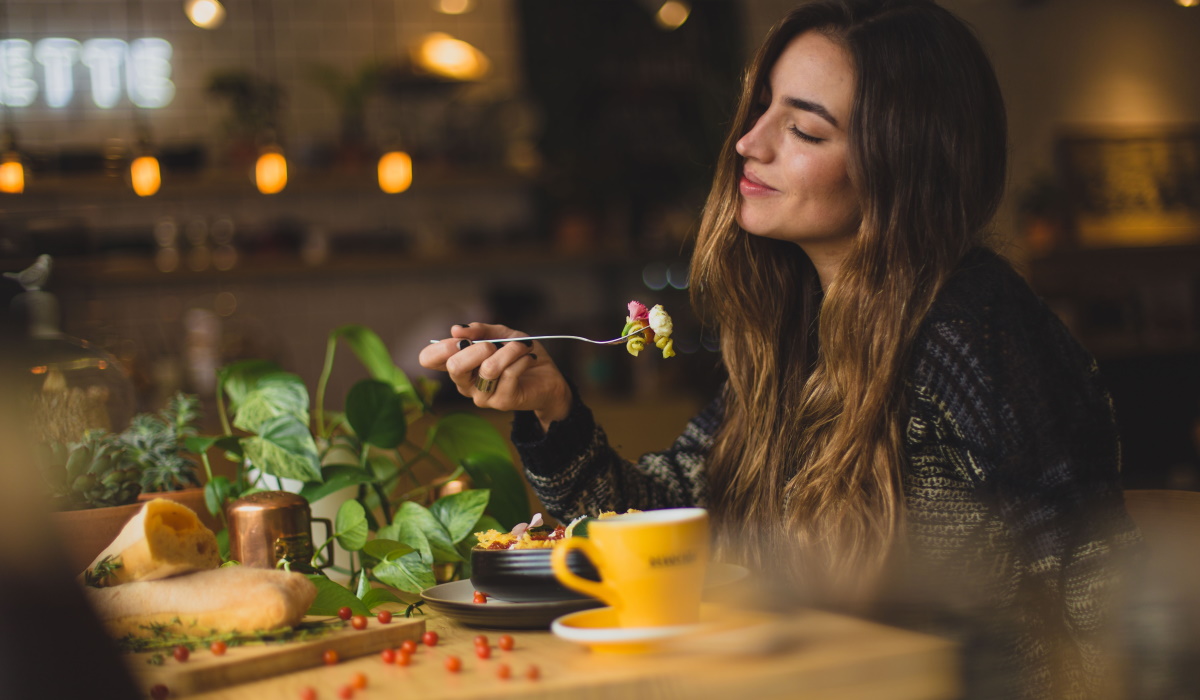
330,325,418,401
362,538,415,560
233,372,310,434
217,360,284,409
345,379,406,448
377,516,433,564
204,476,233,518
460,454,531,530
241,415,322,482
361,587,407,611
372,551,436,595
386,501,462,563
299,464,377,504
430,413,511,465
430,489,491,544
305,575,370,616
368,455,399,484
335,500,369,551
184,435,221,454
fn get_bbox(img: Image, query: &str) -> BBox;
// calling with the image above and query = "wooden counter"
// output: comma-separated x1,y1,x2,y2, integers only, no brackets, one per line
183,606,959,700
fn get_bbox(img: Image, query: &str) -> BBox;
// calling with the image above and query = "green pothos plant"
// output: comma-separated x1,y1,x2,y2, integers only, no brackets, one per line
187,324,530,617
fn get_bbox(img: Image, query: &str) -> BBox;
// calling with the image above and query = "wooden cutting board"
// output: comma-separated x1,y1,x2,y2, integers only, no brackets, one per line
125,615,425,697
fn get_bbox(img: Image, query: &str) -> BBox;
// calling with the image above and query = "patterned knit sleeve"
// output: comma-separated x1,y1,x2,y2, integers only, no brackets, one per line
912,279,1141,694
509,388,722,523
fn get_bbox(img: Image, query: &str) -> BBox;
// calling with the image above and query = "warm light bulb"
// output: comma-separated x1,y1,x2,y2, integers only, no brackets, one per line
255,150,287,194
378,151,413,194
655,1,691,30
415,33,490,81
0,155,24,194
130,155,161,197
185,0,227,29
435,0,474,14
1176,0,1197,7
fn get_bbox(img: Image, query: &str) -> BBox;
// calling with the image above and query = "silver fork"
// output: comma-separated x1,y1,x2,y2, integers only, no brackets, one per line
429,330,645,346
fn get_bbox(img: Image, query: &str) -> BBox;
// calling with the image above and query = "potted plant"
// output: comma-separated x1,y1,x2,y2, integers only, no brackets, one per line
191,324,531,616
41,392,211,571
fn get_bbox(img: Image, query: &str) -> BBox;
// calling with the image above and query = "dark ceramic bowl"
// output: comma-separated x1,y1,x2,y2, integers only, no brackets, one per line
470,547,601,603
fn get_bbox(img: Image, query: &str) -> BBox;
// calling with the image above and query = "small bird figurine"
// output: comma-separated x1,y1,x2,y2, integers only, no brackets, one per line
4,253,52,291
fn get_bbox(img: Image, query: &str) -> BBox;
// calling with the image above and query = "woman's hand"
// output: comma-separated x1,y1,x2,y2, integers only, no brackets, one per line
418,323,572,431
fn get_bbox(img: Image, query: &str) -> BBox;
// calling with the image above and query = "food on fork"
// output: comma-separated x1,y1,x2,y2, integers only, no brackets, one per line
621,301,675,358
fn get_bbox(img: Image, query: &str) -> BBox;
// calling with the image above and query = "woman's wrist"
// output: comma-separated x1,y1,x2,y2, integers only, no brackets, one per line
533,380,572,433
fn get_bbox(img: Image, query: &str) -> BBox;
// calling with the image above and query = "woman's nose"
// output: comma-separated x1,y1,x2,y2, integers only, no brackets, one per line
736,115,769,162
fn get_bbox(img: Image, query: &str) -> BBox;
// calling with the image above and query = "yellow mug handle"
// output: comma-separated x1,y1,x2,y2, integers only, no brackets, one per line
551,538,622,610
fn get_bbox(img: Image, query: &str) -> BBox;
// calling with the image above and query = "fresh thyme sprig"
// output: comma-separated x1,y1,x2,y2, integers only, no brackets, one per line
117,619,347,655
84,555,123,588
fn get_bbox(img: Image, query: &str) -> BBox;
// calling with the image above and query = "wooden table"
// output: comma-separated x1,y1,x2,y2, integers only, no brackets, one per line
186,607,959,700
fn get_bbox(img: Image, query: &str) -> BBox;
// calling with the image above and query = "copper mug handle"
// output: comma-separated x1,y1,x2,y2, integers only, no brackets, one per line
312,517,335,569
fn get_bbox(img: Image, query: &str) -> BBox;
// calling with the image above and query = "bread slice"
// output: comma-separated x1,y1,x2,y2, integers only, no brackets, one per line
83,498,221,586
86,566,318,638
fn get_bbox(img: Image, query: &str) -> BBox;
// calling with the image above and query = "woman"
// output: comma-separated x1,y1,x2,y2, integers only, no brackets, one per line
420,0,1138,696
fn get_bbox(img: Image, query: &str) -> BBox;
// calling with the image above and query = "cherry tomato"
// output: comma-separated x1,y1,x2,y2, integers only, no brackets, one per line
526,664,541,681
337,606,353,621
377,610,392,624
298,688,317,700
396,650,412,667
150,684,170,699
472,591,487,604
497,634,515,651
323,649,340,666
336,685,353,700
350,615,368,631
422,630,439,647
473,634,488,646
475,644,491,659
496,663,512,680
444,655,462,673
350,672,368,690
172,645,190,662
400,639,418,654
209,640,228,656
380,648,396,664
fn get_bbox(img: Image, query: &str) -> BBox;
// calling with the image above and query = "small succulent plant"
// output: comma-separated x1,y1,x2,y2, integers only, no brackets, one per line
40,392,203,510
121,393,202,494
42,429,142,510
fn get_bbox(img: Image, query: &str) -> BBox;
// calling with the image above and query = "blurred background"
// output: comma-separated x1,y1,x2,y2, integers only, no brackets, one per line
1,0,1198,489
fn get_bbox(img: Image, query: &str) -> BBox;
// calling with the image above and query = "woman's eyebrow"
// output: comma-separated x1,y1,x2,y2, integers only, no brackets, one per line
783,96,839,128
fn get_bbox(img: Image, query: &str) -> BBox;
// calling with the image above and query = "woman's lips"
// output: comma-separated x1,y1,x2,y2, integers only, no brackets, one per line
739,170,777,197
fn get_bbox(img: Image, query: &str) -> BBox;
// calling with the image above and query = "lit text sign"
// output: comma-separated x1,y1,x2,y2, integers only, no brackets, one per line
0,38,175,109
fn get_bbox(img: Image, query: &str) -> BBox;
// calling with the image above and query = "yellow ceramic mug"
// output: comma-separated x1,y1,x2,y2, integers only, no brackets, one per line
551,508,709,628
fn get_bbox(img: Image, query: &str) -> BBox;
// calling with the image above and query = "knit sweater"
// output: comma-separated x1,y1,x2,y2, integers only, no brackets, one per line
511,248,1140,699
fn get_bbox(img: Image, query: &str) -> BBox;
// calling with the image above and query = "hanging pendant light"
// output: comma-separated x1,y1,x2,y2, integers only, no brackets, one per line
0,130,23,194
377,150,413,194
184,0,227,29
255,144,287,194
130,154,161,197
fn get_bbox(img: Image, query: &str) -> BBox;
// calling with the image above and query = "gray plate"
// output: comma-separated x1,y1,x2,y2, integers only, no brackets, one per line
420,578,603,629
420,562,748,630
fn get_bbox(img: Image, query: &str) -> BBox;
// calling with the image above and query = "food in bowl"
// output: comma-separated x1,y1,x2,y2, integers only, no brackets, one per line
469,511,639,603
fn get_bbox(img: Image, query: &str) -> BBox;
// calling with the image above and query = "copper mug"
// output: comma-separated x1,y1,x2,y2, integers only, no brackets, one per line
227,491,333,572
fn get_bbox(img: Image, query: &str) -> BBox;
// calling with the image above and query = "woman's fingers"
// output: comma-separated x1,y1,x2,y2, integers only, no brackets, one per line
473,353,541,410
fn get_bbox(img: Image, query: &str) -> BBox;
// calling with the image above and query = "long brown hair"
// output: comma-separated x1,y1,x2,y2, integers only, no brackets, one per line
691,0,1007,599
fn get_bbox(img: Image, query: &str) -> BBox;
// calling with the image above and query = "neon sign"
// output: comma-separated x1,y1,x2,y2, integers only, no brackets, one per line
0,38,174,109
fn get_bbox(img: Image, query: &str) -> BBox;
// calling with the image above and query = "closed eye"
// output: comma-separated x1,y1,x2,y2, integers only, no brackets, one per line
789,125,825,144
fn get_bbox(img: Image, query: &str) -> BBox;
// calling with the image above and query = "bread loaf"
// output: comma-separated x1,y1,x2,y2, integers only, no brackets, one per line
86,566,318,638
83,498,220,586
